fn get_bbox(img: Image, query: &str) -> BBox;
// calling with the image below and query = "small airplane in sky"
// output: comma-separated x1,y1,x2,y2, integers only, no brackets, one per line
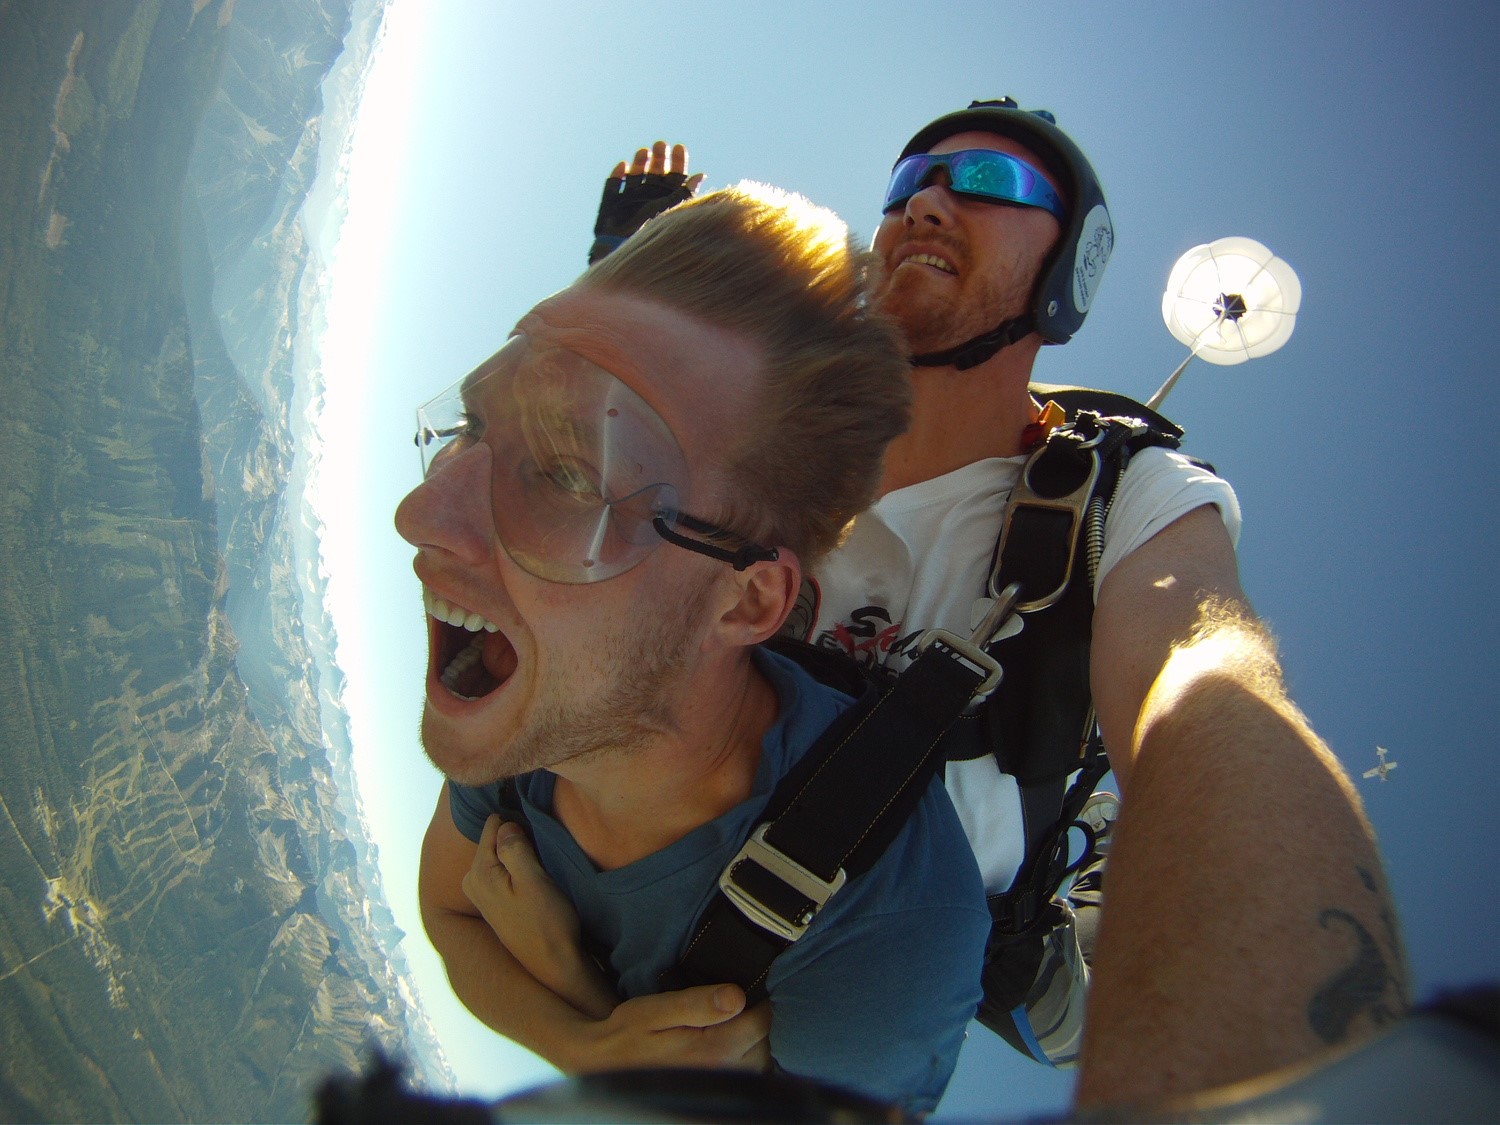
1363,745,1398,782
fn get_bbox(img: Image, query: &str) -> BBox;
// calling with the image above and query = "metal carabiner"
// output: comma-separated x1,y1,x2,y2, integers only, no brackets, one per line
914,583,1022,701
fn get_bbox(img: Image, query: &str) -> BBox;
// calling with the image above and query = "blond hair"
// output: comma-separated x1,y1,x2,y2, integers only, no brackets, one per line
581,182,909,564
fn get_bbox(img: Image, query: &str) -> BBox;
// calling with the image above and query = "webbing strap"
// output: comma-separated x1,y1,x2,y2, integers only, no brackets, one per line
761,644,988,877
667,640,992,1000
978,416,1134,938
989,740,1110,937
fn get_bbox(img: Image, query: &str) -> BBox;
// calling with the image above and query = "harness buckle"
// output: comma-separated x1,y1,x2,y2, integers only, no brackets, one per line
915,629,1005,698
990,426,1108,613
969,582,1023,648
719,824,848,942
912,582,1018,700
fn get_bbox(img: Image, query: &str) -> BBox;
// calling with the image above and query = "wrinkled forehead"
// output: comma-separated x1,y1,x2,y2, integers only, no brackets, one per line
460,333,666,423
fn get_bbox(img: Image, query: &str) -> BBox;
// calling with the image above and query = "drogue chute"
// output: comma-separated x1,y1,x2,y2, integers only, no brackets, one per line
1148,236,1302,410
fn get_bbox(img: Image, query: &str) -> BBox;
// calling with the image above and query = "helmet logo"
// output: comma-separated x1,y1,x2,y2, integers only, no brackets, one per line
1072,204,1113,314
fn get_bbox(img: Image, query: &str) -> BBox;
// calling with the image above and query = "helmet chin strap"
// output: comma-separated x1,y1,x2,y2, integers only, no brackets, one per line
908,313,1035,371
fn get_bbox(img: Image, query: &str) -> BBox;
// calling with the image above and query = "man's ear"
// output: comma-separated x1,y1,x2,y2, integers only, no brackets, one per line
708,549,802,649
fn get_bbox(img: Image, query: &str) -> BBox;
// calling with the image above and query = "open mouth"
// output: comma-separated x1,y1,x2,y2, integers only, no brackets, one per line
424,589,518,701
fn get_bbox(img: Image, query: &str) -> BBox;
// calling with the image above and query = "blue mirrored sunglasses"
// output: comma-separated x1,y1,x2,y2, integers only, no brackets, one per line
883,149,1065,221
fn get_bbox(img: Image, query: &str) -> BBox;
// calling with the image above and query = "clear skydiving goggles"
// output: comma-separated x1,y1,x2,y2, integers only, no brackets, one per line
882,149,1066,221
414,334,779,584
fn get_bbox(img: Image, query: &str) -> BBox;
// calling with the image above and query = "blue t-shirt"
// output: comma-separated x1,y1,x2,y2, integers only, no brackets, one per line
450,648,988,1114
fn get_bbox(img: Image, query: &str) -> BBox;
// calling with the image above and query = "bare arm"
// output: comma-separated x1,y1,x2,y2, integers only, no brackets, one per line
1078,506,1408,1105
419,785,771,1072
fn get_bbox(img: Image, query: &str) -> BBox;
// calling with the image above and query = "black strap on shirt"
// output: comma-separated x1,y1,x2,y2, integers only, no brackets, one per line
664,618,1010,1000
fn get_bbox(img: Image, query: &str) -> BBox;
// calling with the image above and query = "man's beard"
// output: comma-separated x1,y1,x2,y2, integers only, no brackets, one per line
877,240,1035,357
429,573,715,786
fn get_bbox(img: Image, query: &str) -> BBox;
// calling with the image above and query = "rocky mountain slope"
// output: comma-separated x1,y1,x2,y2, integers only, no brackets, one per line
0,1,443,1119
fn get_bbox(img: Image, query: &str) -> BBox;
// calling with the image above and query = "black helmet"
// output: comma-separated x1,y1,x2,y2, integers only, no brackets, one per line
896,98,1113,362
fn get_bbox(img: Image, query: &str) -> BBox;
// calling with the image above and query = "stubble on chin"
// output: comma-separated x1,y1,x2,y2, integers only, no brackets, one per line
876,224,1047,357
874,248,953,354
419,708,505,789
423,573,715,788
884,266,1035,358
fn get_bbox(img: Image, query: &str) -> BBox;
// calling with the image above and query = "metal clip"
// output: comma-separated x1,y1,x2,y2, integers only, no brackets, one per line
970,582,1022,648
914,583,1020,700
989,438,1104,613
719,824,847,942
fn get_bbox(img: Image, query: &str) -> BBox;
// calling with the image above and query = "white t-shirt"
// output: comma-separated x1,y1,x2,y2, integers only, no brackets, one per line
796,446,1242,893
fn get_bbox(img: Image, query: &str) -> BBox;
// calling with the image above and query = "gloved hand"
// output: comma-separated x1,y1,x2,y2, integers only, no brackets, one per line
589,141,704,264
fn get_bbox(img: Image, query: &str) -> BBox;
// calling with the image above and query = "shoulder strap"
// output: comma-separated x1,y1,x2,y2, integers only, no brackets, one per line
1029,382,1183,441
664,629,1009,1000
977,389,1181,937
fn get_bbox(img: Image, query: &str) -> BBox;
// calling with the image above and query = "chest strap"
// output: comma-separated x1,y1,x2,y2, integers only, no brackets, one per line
664,592,1019,1000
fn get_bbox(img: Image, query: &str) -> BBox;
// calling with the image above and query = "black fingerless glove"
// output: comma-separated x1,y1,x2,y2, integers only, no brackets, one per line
588,172,695,264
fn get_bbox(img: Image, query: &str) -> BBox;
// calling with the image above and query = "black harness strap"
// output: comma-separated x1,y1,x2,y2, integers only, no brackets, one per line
665,630,1003,1000
976,403,1181,938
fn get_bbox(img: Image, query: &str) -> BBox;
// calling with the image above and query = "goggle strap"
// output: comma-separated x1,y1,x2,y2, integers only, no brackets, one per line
653,514,780,571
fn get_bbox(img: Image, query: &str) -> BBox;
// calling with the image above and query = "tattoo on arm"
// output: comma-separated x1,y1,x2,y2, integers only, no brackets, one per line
1307,867,1409,1044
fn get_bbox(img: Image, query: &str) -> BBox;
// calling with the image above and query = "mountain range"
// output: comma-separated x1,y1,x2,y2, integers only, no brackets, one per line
0,1,447,1119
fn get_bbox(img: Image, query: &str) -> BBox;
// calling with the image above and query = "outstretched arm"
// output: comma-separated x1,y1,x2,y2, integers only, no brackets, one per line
419,786,771,1073
588,140,704,264
1078,506,1407,1105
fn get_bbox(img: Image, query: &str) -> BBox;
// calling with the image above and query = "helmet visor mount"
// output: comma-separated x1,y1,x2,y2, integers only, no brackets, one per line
414,335,776,583
883,149,1066,222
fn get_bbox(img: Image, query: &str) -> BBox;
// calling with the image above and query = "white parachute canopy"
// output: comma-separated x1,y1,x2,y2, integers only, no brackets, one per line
1148,237,1302,409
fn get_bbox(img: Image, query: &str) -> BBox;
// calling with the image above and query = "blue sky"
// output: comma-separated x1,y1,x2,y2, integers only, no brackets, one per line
316,2,1500,1116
